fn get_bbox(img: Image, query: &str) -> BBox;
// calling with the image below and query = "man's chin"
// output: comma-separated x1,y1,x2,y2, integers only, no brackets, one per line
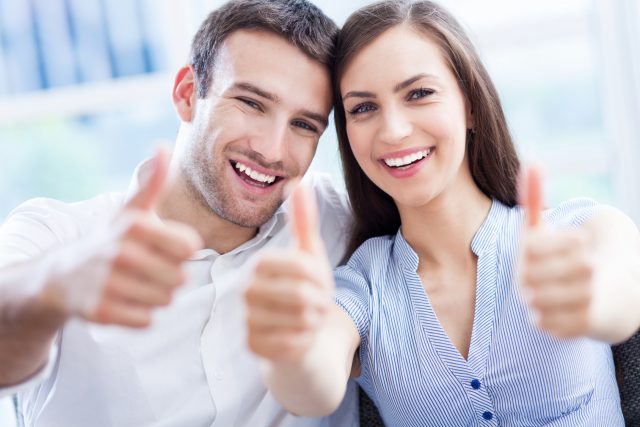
217,203,282,229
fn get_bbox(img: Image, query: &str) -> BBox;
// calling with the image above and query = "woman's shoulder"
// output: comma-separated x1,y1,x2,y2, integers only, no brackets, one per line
350,234,396,262
544,197,602,228
499,197,603,229
337,234,397,278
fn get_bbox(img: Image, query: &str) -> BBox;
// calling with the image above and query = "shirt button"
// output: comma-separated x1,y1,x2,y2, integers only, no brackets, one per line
214,371,223,380
482,411,493,420
470,379,481,390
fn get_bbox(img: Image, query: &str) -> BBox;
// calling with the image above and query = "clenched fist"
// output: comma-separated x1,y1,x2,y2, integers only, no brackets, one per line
43,148,202,327
519,167,595,338
245,185,335,362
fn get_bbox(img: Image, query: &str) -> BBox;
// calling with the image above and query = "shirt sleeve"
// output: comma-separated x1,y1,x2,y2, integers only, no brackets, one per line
334,262,372,349
0,199,70,268
546,198,602,229
0,199,69,396
0,343,59,398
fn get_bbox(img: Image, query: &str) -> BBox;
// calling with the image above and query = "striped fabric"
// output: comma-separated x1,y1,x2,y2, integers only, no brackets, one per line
335,199,625,427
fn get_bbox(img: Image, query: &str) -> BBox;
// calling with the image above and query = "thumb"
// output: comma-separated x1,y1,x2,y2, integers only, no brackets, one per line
290,184,323,255
126,146,170,211
520,165,543,228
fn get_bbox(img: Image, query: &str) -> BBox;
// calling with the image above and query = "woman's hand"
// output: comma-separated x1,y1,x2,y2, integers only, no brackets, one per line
519,167,596,338
519,167,640,343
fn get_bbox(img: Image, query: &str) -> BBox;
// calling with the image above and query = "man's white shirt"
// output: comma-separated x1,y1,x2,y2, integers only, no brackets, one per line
0,160,358,427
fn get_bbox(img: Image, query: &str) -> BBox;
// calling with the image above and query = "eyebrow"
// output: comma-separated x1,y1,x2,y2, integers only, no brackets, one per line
394,73,437,92
233,82,280,103
232,81,327,129
342,73,439,101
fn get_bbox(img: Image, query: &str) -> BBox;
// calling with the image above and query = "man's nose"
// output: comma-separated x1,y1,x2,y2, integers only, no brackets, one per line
249,119,288,164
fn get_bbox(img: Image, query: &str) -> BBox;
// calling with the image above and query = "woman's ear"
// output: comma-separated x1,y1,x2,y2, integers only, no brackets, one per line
466,101,475,130
172,65,197,122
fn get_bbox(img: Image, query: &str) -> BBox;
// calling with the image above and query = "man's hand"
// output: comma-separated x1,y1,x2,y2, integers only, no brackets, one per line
519,166,595,338
245,185,334,362
43,148,203,327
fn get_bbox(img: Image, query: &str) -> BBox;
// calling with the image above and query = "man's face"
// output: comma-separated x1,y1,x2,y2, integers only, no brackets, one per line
180,30,332,228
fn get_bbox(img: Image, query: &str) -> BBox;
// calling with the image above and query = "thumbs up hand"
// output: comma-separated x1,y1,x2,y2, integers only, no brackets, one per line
245,185,334,363
519,166,595,338
43,147,202,327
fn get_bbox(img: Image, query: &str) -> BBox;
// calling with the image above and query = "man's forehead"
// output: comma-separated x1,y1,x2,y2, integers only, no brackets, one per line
212,30,332,111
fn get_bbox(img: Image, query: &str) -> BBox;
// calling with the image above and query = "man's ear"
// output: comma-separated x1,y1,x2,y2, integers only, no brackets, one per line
173,65,197,122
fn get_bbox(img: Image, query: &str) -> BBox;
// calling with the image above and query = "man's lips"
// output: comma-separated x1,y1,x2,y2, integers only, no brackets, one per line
229,159,285,187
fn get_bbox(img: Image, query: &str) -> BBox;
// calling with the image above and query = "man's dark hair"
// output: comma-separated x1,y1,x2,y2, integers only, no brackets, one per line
190,0,338,98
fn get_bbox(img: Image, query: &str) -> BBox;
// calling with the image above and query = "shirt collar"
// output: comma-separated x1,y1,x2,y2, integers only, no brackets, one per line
393,198,508,270
190,204,287,261
470,198,507,257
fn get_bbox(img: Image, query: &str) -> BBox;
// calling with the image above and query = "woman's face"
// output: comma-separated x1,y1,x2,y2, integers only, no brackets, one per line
340,24,473,209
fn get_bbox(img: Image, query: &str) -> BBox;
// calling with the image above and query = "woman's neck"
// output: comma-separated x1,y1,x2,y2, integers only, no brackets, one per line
398,182,492,269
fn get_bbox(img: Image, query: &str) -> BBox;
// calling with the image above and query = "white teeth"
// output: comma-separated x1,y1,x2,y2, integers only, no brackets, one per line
234,161,277,184
383,149,431,168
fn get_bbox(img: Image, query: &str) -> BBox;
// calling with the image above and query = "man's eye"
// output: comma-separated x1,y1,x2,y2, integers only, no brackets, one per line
292,120,318,133
348,103,376,116
408,88,434,101
238,98,262,111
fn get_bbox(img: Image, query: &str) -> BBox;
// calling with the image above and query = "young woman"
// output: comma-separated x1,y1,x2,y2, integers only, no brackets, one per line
244,1,640,425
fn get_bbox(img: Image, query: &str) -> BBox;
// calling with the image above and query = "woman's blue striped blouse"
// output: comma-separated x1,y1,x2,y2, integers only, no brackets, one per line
335,199,624,426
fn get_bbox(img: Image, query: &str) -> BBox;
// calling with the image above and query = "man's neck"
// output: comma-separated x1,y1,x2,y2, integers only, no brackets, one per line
156,180,258,255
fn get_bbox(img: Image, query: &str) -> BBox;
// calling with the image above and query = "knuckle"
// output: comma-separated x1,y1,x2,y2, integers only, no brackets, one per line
113,244,136,268
522,269,537,286
247,334,268,357
93,303,112,324
176,241,194,259
244,285,260,305
254,259,269,275
247,336,259,353
279,339,298,355
168,267,185,287
126,221,143,238
288,287,310,310
298,309,316,329
122,214,145,237
157,291,173,306
577,261,594,279
528,293,542,310
134,312,152,328
582,290,593,307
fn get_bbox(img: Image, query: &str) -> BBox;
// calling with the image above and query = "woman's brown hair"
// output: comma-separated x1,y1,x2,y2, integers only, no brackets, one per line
333,0,521,257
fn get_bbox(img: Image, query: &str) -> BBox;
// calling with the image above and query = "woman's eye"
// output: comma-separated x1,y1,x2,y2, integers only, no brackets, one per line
408,88,434,101
348,103,376,115
292,120,317,133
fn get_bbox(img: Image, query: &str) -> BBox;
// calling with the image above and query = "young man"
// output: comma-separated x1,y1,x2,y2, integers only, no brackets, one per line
0,1,356,426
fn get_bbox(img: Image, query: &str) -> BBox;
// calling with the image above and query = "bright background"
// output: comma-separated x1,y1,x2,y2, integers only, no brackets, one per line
1,0,639,424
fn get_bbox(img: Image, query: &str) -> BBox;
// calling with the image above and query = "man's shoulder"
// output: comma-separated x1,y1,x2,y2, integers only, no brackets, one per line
298,173,353,267
1,192,125,245
303,172,351,218
6,192,124,223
